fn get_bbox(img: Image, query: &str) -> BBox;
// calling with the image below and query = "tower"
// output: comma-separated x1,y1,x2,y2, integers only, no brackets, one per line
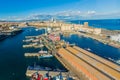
84,22,89,27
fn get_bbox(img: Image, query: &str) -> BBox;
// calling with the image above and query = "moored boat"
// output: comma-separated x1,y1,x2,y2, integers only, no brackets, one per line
31,72,43,80
39,55,53,58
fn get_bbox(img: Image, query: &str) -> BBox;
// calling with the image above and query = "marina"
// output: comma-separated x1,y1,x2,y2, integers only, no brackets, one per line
0,27,120,80
0,0,120,80
23,31,120,80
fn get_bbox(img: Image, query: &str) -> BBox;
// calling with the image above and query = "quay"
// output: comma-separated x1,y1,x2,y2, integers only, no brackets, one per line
24,53,40,57
26,70,79,79
24,52,52,58
26,70,68,77
25,35,41,39
57,47,120,80
23,44,44,48
39,35,120,80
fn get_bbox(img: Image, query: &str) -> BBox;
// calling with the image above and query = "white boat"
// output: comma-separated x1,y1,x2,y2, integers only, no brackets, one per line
35,29,39,31
39,55,53,58
39,44,44,47
86,48,91,51
38,50,48,54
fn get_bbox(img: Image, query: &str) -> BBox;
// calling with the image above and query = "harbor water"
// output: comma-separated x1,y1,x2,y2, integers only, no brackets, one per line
61,34,120,65
0,27,120,80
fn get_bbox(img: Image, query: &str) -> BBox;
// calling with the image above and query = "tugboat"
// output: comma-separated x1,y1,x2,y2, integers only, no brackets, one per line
31,72,43,80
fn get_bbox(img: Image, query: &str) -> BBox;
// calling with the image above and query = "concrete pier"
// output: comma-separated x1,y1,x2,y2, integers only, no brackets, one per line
26,70,68,77
24,53,40,57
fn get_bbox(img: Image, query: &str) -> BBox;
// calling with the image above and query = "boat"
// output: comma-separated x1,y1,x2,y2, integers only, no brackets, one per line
39,44,44,48
52,72,73,80
27,65,52,71
39,55,53,58
38,50,48,54
31,72,43,80
86,48,91,51
35,29,39,31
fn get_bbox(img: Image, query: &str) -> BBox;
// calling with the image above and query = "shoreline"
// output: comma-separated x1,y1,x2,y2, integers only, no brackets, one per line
73,31,120,48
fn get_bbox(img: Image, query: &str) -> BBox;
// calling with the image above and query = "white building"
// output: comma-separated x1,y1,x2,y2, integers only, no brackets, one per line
61,25,72,31
93,28,102,35
110,34,120,42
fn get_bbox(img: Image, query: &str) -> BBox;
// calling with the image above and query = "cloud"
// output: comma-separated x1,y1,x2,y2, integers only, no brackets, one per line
55,10,81,16
87,11,96,15
1,10,120,21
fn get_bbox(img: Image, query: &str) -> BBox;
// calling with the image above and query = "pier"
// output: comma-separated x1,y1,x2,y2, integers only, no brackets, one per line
39,35,120,80
24,53,40,57
26,70,68,77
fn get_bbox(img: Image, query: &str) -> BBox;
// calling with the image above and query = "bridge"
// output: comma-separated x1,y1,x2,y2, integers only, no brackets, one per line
41,35,120,80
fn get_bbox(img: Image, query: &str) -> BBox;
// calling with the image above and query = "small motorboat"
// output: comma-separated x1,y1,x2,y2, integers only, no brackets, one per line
38,50,48,54
35,29,39,31
86,48,91,51
27,65,52,71
39,55,53,58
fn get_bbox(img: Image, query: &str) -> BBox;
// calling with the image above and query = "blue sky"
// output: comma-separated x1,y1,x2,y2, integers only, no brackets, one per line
0,0,120,19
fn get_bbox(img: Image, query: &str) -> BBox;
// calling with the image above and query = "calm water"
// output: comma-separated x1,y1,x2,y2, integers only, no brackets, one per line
61,34,120,65
0,27,120,80
70,19,120,30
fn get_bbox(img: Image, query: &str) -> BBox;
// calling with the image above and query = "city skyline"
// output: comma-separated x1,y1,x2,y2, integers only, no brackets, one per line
0,0,120,20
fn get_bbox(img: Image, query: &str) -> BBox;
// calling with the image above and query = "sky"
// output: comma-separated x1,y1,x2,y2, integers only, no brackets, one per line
0,0,120,20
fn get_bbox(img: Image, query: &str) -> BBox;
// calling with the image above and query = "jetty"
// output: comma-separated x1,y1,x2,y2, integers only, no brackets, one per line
26,70,68,77
24,53,40,57
24,52,52,58
23,44,44,48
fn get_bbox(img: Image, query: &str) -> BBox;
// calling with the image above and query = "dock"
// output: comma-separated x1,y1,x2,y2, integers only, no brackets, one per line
23,44,44,48
26,70,68,77
24,51,52,58
24,53,40,57
25,36,40,38
57,47,120,80
26,69,79,79
40,35,120,80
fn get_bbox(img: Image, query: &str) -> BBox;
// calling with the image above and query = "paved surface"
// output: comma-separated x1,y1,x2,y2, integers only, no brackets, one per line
58,47,120,80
